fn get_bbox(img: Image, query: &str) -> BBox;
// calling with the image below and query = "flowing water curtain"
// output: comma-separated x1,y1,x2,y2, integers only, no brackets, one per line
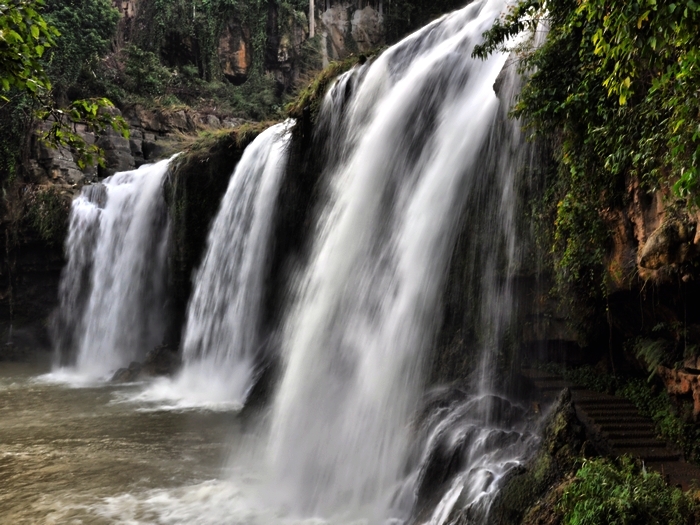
52,158,173,379
268,0,538,521
175,121,294,406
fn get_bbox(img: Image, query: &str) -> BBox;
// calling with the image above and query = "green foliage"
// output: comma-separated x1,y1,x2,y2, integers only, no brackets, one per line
42,0,119,100
0,0,58,96
616,379,700,460
134,0,281,80
560,456,695,525
633,338,673,380
22,185,69,245
474,0,700,316
0,0,126,183
37,97,130,169
0,94,33,183
124,45,174,97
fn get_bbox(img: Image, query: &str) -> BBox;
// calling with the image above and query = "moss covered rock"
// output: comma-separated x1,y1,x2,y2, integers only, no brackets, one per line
488,389,587,525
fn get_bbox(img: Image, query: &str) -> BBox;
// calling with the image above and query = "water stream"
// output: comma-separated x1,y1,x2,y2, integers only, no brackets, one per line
8,1,544,523
137,121,294,410
270,0,537,521
51,159,172,380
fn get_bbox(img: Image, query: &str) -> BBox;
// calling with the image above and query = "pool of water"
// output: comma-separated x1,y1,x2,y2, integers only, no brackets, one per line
0,360,282,525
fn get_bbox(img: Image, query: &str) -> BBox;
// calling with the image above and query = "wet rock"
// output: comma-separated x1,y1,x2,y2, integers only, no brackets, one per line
487,389,587,525
141,344,181,377
111,361,142,382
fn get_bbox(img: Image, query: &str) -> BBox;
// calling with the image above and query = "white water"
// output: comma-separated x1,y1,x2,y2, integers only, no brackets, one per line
133,121,293,410
269,0,536,521
42,0,543,523
51,158,172,380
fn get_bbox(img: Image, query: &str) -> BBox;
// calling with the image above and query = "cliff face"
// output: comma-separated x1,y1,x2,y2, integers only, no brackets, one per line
111,0,385,91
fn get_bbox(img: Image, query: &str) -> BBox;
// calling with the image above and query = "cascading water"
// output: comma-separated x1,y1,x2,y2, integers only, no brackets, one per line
164,121,293,407
269,0,539,522
38,1,546,522
51,158,172,379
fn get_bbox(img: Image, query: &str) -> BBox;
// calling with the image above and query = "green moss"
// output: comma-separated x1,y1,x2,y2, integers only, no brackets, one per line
286,55,367,123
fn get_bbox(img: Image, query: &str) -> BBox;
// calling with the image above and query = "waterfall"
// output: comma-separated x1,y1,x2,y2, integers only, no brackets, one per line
171,121,293,407
51,158,172,379
268,0,538,521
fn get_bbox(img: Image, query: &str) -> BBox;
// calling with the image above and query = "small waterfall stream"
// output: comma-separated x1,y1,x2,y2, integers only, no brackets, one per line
170,121,293,407
52,159,172,379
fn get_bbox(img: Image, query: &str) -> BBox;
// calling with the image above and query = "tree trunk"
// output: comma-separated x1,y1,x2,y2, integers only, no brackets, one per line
309,0,315,38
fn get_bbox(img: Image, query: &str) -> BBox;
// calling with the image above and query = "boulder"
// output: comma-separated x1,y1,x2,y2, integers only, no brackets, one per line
639,217,697,269
141,344,181,376
165,110,191,132
111,361,142,382
205,114,221,128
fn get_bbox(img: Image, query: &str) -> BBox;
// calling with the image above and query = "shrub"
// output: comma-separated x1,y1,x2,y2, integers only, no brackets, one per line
560,456,695,525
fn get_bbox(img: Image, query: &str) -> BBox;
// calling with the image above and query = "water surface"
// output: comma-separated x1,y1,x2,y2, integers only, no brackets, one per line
0,361,251,524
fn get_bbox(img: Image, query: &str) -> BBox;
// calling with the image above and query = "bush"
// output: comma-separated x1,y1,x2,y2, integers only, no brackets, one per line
124,46,174,97
43,0,120,101
560,456,695,525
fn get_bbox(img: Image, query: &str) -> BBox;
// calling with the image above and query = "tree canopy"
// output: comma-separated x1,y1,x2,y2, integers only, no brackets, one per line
0,0,127,174
42,0,120,99
0,0,58,96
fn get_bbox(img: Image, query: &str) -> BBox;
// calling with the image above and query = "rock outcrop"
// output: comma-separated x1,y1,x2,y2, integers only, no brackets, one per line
318,2,384,65
218,18,253,85
658,363,700,420
639,216,697,270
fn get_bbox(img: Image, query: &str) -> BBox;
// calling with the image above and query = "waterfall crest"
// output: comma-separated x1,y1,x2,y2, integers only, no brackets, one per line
52,158,172,379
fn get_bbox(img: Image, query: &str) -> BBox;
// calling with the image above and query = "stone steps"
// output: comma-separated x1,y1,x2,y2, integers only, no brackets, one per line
521,367,700,489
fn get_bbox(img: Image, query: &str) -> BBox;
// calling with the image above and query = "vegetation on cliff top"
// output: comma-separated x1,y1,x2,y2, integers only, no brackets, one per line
286,55,366,122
